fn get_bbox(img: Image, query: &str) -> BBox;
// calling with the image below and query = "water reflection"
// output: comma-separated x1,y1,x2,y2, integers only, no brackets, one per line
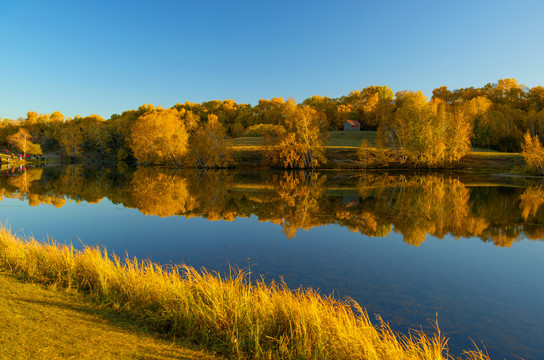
1,165,543,360
1,165,543,246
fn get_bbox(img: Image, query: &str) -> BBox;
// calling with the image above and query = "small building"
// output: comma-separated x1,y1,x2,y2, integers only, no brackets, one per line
343,120,360,131
343,195,360,208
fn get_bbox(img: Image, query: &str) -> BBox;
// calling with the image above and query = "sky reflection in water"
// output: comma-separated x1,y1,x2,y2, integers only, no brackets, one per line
0,166,543,360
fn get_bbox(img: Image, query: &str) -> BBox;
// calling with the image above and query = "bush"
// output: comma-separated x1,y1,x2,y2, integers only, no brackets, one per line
521,132,544,175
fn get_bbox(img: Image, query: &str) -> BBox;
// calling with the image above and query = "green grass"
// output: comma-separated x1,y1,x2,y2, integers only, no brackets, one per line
325,131,377,148
0,273,217,360
231,131,377,150
0,226,490,360
232,131,524,157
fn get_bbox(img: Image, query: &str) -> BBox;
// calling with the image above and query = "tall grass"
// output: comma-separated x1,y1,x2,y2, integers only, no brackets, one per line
0,226,490,360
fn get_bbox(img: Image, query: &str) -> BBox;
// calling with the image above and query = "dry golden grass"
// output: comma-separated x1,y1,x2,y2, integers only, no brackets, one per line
0,226,490,360
230,137,263,149
0,274,217,360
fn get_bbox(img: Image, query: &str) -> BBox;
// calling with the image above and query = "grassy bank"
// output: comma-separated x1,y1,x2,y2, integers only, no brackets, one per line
232,131,525,172
0,274,217,360
0,227,490,360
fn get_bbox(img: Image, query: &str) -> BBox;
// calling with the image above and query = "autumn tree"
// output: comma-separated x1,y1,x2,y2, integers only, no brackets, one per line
340,86,394,129
464,96,493,147
356,139,384,169
377,91,472,167
335,104,353,129
302,95,340,130
7,128,42,156
188,114,233,168
265,99,328,169
128,107,189,166
521,131,544,175
58,121,84,158
87,122,110,161
252,97,287,126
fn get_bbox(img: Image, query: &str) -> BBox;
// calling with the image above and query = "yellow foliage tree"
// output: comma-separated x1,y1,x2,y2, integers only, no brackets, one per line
129,108,189,166
87,122,110,160
58,122,84,158
265,100,328,169
188,114,233,168
521,131,544,175
7,128,42,156
377,92,472,167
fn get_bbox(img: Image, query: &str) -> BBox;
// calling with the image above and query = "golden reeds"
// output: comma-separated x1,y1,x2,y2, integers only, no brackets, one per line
0,226,489,360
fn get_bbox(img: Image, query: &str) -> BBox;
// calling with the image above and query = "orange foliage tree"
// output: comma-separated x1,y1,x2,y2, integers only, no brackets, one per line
264,99,328,169
188,114,233,168
7,128,42,156
521,131,544,175
129,108,189,166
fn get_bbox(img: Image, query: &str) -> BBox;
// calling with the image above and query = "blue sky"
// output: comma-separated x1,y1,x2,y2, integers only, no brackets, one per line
1,0,543,120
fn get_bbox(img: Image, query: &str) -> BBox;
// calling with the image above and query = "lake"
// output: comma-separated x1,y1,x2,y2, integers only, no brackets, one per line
1,164,543,359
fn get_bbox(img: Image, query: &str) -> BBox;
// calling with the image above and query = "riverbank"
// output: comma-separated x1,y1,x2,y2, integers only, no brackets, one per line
0,274,217,360
232,131,526,173
0,227,490,360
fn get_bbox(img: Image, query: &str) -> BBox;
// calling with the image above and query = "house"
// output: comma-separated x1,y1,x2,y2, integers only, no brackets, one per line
343,120,360,131
343,195,360,207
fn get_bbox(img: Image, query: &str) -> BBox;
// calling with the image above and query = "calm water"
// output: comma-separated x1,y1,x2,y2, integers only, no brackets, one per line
1,165,543,359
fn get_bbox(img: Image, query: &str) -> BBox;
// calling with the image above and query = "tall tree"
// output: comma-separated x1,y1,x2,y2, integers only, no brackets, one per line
377,92,472,167
128,108,189,166
7,128,42,156
521,131,544,175
58,122,84,158
188,114,233,168
265,99,328,169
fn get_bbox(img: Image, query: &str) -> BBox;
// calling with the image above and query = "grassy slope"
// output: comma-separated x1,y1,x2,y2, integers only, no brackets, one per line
0,274,218,360
231,131,377,149
0,227,490,360
232,131,525,171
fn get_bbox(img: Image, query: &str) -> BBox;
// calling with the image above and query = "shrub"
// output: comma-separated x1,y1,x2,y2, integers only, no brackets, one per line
521,131,544,175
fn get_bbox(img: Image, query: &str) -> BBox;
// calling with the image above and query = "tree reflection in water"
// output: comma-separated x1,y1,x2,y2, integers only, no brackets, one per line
1,165,543,246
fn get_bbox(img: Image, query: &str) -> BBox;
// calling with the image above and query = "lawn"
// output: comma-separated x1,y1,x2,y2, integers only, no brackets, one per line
231,131,377,150
232,131,522,158
325,131,377,148
0,274,218,360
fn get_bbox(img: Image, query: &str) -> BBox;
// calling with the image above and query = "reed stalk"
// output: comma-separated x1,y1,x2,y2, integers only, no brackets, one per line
0,226,490,360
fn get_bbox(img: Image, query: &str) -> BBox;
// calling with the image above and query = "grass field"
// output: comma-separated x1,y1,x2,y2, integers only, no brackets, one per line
231,131,377,150
325,131,377,148
230,136,263,149
232,131,523,154
0,226,490,360
0,274,217,360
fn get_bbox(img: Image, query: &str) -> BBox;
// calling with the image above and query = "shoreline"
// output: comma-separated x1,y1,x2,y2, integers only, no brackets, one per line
0,226,491,360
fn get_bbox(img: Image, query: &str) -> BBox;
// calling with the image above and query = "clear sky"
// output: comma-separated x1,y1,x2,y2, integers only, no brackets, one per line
1,0,543,120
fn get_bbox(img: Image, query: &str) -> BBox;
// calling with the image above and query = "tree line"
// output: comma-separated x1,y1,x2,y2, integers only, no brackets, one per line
1,78,543,169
